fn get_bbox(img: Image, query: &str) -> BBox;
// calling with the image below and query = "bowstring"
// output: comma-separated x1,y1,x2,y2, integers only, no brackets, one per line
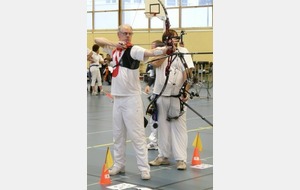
131,1,142,27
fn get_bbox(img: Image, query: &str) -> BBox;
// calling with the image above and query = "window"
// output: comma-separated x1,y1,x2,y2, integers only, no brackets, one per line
94,12,118,29
150,9,179,29
182,7,212,27
87,12,92,30
95,0,118,11
87,0,92,11
199,0,213,5
123,0,145,9
123,10,148,29
167,0,177,6
106,0,116,2
87,0,213,31
181,0,188,6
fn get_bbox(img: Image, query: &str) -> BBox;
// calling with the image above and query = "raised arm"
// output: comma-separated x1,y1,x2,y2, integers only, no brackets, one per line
94,37,128,50
87,49,93,62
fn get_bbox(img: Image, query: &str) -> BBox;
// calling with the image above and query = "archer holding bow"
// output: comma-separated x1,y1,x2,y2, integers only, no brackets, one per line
94,24,171,180
148,29,194,170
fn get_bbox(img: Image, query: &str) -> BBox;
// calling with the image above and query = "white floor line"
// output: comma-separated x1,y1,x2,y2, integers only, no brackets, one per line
87,126,212,150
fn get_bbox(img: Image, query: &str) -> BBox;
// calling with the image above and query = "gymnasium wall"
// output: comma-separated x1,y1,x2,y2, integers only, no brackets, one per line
87,29,213,72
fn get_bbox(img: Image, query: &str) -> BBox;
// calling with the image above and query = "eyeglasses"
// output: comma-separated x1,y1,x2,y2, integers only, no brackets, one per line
172,36,180,40
120,31,133,36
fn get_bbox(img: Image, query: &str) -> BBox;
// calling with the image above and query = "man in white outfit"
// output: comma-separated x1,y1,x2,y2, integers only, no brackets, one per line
94,24,169,180
87,44,104,95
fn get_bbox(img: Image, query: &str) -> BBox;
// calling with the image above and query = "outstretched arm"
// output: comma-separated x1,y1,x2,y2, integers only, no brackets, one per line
144,46,170,58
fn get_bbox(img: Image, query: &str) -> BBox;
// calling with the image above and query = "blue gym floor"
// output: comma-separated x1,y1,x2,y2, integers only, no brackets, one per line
87,80,213,190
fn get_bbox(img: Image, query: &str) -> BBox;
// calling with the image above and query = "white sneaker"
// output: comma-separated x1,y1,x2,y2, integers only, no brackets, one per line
149,157,170,166
147,142,158,150
176,160,187,170
92,91,98,96
141,171,151,180
108,166,125,175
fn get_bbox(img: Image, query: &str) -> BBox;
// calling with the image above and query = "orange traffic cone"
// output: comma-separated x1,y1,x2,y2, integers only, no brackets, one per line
191,147,202,166
99,163,111,185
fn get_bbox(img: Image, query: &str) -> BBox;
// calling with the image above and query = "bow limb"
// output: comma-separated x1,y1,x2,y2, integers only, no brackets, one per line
157,0,172,49
157,0,170,32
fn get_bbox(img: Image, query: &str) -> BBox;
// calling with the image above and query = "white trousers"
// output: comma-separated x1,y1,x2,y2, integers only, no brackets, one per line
112,95,150,172
147,117,158,143
90,66,102,87
156,96,188,162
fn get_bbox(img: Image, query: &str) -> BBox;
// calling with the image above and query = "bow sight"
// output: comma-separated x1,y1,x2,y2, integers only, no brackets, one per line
180,30,186,45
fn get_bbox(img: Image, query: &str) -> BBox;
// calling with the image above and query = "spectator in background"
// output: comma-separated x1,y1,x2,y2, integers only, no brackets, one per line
88,44,104,95
103,54,113,85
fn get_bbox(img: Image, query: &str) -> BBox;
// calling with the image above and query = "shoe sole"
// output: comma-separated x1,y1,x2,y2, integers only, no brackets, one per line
141,172,151,180
177,163,187,170
148,148,158,150
149,162,170,166
109,169,125,175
